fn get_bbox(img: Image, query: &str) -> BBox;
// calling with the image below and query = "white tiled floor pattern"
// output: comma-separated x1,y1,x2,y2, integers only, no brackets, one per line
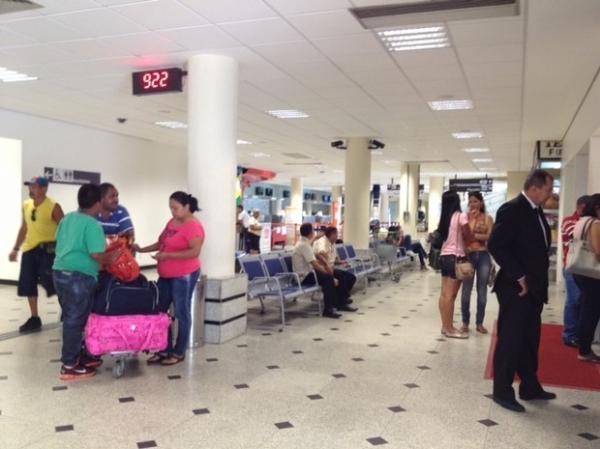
0,270,598,449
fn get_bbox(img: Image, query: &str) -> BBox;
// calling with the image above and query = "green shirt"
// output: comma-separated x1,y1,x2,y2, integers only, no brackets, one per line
53,211,106,279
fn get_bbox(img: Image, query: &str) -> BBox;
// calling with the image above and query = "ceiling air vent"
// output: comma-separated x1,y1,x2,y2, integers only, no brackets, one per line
282,152,311,159
0,0,42,15
350,0,519,29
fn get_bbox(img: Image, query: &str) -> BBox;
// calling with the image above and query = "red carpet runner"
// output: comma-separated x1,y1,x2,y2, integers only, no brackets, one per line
485,323,600,391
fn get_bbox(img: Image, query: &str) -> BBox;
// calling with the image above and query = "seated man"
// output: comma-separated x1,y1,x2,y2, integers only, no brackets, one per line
314,227,357,308
389,225,427,270
292,223,353,319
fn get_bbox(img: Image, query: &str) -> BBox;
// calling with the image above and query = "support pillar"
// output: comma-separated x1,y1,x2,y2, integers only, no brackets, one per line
399,163,420,235
427,176,444,232
344,138,371,249
188,54,238,278
507,171,529,200
286,177,303,224
589,137,600,193
379,191,390,224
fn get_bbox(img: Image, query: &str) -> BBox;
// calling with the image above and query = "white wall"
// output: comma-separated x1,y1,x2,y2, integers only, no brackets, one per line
0,137,22,281
0,109,187,279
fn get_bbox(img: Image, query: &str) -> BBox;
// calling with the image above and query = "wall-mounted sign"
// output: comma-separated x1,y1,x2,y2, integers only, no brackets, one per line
386,184,400,191
43,167,101,185
449,178,493,193
132,68,183,95
536,140,562,161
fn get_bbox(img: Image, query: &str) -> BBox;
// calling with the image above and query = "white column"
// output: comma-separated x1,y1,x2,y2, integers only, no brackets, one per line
427,176,444,232
344,138,371,249
286,177,303,224
588,137,600,193
188,54,238,278
399,163,420,235
379,191,390,223
331,185,342,227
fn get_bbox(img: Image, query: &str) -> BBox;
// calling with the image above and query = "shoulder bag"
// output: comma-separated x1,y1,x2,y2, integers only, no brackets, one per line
566,218,600,279
453,213,475,280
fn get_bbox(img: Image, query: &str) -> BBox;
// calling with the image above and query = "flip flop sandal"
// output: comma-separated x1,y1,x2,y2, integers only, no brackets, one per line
147,353,167,365
160,355,185,366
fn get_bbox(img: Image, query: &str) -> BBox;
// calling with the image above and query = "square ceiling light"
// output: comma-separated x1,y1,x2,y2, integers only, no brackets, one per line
463,148,489,153
155,121,187,129
452,131,483,139
0,67,37,83
428,99,473,111
377,25,449,52
236,139,252,145
267,109,309,119
472,158,493,163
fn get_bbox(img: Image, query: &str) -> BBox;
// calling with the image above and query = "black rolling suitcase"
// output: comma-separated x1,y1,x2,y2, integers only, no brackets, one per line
93,274,160,316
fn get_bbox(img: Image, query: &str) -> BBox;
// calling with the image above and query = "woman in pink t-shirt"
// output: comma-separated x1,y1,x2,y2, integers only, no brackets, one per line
437,191,473,339
135,191,205,365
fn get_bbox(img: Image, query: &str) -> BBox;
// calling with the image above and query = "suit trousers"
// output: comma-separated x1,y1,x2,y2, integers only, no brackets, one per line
493,279,544,400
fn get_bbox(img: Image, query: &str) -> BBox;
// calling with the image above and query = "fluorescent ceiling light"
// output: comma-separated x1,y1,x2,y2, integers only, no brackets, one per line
267,109,309,119
0,67,38,83
472,158,493,163
372,150,384,156
250,152,270,158
478,167,497,171
236,139,252,145
452,131,483,139
463,148,489,153
428,100,473,111
155,121,187,129
377,25,449,52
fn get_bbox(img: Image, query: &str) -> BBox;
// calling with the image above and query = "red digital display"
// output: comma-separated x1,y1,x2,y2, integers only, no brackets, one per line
132,68,183,95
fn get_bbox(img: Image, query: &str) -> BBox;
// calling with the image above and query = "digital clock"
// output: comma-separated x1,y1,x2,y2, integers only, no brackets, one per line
132,68,183,95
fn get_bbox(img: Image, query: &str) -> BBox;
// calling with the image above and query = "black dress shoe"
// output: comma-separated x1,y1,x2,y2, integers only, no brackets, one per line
492,396,526,413
322,310,342,319
563,339,578,348
338,305,358,312
520,390,557,401
346,299,354,305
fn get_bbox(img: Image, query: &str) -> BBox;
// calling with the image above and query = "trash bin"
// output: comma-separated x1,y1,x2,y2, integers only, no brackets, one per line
188,275,207,349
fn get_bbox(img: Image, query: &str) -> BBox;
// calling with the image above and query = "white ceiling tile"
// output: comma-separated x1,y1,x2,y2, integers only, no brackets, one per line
1,44,75,67
328,52,396,72
100,32,184,56
252,41,327,64
178,0,277,23
347,69,412,88
265,0,351,16
456,43,523,65
286,9,364,40
159,25,240,51
219,18,304,46
0,26,36,47
392,47,457,68
52,8,147,38
312,32,383,56
449,18,524,47
2,17,83,42
27,0,99,16
114,0,208,30
54,39,132,59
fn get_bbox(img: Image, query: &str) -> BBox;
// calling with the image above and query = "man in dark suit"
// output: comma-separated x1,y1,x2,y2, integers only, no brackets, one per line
488,169,555,413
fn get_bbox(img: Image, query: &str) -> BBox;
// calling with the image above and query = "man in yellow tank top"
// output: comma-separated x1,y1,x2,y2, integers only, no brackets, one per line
9,177,64,333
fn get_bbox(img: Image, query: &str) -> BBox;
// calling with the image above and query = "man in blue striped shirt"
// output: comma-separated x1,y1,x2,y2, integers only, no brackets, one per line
96,183,135,241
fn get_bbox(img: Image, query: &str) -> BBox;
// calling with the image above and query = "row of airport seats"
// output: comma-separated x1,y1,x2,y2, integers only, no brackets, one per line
237,243,411,331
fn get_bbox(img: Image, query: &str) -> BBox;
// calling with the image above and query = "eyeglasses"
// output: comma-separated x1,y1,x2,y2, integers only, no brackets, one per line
31,209,37,222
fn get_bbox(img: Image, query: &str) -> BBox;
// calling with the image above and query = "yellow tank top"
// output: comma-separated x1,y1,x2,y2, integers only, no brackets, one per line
22,197,58,252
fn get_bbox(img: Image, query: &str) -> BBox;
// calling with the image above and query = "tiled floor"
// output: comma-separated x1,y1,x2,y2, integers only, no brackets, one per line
0,285,60,336
0,269,598,449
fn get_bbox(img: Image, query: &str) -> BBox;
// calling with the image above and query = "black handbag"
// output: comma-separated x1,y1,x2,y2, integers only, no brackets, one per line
93,274,159,316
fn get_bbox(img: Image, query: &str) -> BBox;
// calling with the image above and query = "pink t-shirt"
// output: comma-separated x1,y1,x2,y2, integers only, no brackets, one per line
158,218,204,278
441,212,469,257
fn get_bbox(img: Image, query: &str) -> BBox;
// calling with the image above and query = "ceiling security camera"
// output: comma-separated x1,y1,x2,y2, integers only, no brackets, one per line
116,117,127,124
369,139,385,150
331,140,347,150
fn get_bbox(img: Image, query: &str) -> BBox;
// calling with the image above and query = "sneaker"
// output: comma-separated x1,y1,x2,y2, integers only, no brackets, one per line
19,316,42,333
80,353,103,369
578,352,600,364
59,364,96,381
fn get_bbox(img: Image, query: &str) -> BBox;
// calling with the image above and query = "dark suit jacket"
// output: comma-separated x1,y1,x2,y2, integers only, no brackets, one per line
488,193,552,303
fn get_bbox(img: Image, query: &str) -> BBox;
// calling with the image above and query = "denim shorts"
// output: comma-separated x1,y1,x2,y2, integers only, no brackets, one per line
440,255,457,279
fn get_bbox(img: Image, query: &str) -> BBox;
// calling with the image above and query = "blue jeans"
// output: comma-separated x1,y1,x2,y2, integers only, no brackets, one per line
460,251,491,325
402,235,427,267
563,269,582,343
158,270,200,357
53,270,97,366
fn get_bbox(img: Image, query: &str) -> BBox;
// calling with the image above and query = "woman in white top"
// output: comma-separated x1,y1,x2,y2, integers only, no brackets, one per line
571,193,600,363
437,191,474,339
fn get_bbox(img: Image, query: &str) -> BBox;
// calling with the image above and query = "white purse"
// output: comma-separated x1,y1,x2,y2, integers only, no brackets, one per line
566,217,600,279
